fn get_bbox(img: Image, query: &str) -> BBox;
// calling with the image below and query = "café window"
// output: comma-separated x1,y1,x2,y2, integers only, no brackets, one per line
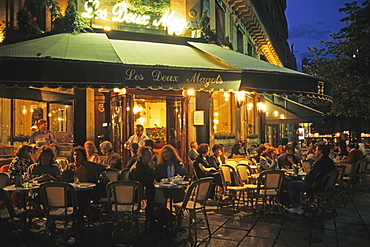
14,100,47,144
0,98,11,146
134,99,167,143
213,91,232,137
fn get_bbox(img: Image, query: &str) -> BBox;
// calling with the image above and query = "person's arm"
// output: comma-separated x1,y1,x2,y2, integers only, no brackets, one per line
259,157,269,170
49,131,57,145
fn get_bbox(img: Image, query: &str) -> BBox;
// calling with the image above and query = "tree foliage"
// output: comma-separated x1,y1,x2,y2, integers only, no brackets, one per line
2,0,91,44
54,0,92,34
304,0,370,136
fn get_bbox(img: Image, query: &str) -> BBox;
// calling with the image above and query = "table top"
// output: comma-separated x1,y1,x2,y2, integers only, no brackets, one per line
71,182,96,191
3,182,96,192
3,183,40,193
154,181,188,189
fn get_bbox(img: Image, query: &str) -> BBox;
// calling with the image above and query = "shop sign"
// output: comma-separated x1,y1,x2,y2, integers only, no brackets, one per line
98,103,104,112
82,0,189,35
120,67,241,90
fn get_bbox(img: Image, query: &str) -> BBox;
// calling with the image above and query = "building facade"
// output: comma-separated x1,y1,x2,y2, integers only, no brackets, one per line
0,0,330,163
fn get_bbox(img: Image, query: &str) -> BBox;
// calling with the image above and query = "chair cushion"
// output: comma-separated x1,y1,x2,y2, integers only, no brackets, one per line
227,186,247,191
259,189,278,196
111,203,139,212
0,208,25,218
173,201,203,210
49,207,75,216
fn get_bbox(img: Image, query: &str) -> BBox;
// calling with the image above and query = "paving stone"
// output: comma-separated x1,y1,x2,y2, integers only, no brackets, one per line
196,238,239,247
275,229,310,247
212,227,248,242
337,230,370,246
239,236,275,247
311,229,337,243
248,221,281,239
335,222,366,232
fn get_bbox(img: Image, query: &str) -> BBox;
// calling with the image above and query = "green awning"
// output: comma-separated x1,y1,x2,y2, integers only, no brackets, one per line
0,33,241,90
264,99,305,124
188,42,332,99
265,94,323,117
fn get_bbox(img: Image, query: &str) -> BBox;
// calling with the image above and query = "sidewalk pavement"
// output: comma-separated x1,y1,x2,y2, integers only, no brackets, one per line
2,174,370,247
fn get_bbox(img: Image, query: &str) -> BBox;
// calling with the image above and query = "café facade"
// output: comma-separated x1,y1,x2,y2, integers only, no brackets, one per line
0,0,332,162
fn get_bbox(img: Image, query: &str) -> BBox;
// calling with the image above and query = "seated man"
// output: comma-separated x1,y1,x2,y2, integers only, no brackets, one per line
99,141,122,170
277,144,300,169
286,144,336,214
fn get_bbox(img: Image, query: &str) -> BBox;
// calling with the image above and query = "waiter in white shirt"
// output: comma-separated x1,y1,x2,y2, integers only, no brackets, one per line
124,124,149,149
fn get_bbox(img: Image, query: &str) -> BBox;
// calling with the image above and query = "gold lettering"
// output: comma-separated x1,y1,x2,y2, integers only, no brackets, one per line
125,69,144,81
186,73,223,87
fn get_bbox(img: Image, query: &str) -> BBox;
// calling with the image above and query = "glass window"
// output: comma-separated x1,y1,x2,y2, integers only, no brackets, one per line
0,98,11,146
49,103,74,143
14,100,47,144
134,99,167,143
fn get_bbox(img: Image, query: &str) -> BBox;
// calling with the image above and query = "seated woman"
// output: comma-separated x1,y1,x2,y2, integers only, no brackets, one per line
259,147,279,171
129,146,156,203
62,146,105,184
84,141,99,163
207,144,224,169
9,144,34,178
154,145,186,203
27,145,61,182
193,143,222,199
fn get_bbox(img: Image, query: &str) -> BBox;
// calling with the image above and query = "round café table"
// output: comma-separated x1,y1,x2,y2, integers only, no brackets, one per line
154,181,189,212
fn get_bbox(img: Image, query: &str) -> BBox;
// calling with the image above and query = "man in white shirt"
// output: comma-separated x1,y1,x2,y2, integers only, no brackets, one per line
124,124,149,149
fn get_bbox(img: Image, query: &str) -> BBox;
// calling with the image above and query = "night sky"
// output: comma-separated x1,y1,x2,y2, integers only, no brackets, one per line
285,0,362,71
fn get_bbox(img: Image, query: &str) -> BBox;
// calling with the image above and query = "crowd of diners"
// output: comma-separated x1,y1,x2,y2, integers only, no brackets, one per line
4,122,367,228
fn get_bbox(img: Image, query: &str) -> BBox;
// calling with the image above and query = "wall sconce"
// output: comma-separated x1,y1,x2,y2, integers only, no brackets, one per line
183,88,195,101
113,87,121,94
257,102,266,112
223,92,230,101
235,91,246,108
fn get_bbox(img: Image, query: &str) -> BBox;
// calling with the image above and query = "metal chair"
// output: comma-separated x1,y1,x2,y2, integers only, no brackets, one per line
106,180,142,240
335,165,347,206
302,160,313,173
0,188,29,237
358,159,369,190
256,170,285,219
39,181,79,241
173,177,214,246
0,173,9,189
309,169,340,218
236,164,258,209
220,164,249,211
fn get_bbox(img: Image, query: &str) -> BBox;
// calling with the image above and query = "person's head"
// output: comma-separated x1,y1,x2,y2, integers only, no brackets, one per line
137,146,154,164
130,143,139,155
262,147,276,158
341,133,348,140
15,144,33,159
72,146,87,165
285,144,294,154
99,141,113,155
212,144,223,157
198,143,210,156
37,119,47,131
346,142,357,152
36,145,55,165
255,144,267,154
315,144,331,158
143,139,156,149
84,141,98,156
190,141,198,150
135,124,144,137
158,144,182,165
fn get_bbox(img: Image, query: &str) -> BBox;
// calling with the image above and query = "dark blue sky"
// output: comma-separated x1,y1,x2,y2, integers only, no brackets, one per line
285,0,353,70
